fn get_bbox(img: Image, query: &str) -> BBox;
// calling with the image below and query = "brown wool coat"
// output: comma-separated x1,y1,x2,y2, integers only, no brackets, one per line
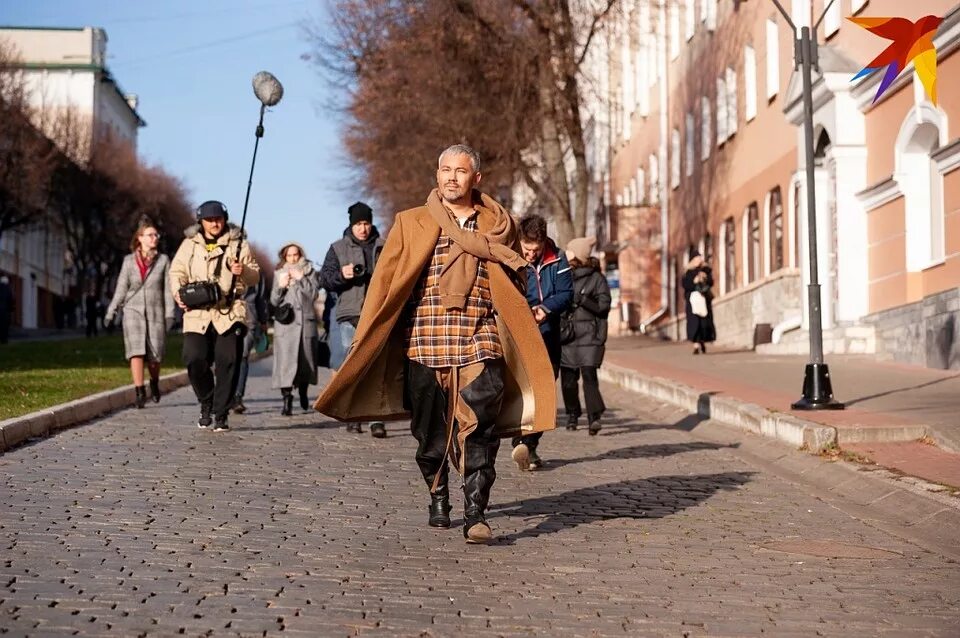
313,194,557,438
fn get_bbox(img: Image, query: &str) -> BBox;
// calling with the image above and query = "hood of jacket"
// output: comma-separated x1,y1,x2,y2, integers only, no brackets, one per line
183,223,246,244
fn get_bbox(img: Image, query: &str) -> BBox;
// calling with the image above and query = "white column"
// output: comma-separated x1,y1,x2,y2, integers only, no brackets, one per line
831,146,869,321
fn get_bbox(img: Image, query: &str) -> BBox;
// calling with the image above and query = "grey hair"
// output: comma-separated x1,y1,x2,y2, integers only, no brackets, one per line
439,144,481,173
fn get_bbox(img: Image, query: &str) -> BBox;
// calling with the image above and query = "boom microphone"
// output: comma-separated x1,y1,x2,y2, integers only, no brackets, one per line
253,71,284,106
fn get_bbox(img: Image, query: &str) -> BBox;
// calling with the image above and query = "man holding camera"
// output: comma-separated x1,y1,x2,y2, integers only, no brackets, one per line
319,201,386,438
170,200,260,432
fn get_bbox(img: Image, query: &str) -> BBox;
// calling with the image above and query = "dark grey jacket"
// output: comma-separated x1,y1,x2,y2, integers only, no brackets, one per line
319,226,385,324
560,266,611,369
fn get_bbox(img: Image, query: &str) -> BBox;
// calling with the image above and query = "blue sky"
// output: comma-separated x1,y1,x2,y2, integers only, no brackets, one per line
4,0,362,260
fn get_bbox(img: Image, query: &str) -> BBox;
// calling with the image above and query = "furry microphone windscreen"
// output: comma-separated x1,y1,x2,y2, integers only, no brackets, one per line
252,71,284,106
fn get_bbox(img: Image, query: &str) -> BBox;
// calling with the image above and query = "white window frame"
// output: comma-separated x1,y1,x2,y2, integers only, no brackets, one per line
702,0,717,31
638,3,651,116
851,0,868,14
701,96,712,160
716,75,728,145
684,0,696,41
637,167,646,205
744,45,757,121
726,66,738,136
649,153,660,204
824,0,842,37
669,4,681,60
766,19,780,100
685,112,695,177
792,0,810,29
670,128,681,189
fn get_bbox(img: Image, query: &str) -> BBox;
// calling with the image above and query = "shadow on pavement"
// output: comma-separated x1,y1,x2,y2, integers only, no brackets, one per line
843,373,960,407
490,471,755,543
539,441,740,471
598,411,710,436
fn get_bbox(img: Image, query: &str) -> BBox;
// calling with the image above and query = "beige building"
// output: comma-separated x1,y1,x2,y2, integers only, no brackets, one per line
601,0,960,369
0,26,144,330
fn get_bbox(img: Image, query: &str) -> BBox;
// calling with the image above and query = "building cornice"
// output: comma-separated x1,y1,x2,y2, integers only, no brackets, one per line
851,6,960,112
933,138,960,175
855,176,902,212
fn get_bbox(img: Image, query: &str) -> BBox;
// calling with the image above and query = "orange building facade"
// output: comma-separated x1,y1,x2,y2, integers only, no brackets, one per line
600,0,960,368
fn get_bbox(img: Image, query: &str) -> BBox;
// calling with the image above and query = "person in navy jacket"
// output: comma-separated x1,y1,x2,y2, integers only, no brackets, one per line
511,214,573,471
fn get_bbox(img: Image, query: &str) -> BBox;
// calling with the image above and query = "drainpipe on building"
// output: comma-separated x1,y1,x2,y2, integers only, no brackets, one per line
639,0,670,334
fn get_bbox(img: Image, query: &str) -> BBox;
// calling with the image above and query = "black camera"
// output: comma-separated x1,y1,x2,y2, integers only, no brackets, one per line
352,264,366,277
178,281,222,310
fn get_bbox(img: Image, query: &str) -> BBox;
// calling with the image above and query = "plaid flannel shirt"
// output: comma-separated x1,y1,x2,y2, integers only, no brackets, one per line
405,214,502,368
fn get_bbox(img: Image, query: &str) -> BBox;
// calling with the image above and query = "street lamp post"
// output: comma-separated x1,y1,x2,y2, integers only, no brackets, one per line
769,0,844,410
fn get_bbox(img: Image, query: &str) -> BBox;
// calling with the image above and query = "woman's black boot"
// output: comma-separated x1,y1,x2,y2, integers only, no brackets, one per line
281,388,293,416
149,378,161,403
298,385,309,411
135,386,147,409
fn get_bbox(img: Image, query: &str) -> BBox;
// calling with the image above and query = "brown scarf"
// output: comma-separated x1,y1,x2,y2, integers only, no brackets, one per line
426,188,527,310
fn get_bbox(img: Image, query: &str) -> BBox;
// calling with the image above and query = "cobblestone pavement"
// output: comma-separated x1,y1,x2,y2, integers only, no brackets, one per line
2,358,959,637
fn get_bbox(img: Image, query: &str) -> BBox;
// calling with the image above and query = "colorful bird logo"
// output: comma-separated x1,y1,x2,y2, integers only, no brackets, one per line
849,15,944,105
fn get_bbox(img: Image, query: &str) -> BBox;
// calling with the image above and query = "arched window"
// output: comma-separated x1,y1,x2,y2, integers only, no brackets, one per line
895,105,947,270
768,187,784,272
745,202,760,283
722,217,736,294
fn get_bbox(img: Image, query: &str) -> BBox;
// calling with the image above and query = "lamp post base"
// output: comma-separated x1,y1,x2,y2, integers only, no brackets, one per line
792,363,845,410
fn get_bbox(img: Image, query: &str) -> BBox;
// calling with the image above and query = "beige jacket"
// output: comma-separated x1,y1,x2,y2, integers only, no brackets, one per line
169,224,260,335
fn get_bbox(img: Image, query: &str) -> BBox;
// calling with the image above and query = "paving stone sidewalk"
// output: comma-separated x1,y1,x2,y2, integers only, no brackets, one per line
1,358,958,636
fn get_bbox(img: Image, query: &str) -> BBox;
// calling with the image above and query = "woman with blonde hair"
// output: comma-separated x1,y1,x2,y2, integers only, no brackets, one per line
105,219,174,408
271,242,320,415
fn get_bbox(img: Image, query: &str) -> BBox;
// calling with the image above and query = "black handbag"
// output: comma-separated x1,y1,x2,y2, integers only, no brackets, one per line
179,248,225,310
272,302,295,324
559,311,576,345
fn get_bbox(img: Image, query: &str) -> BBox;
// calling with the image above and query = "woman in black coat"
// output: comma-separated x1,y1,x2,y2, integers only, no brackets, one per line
682,253,716,354
559,239,611,436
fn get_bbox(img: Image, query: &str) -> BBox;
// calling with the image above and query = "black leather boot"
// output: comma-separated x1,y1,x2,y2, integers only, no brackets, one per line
281,388,293,416
428,489,452,528
135,386,146,409
149,378,161,403
298,385,309,411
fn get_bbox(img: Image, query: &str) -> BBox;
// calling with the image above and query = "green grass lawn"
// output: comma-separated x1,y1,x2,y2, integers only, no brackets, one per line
0,334,184,420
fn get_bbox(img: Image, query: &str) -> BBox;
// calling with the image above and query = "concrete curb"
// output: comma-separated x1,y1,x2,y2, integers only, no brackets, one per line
598,363,837,452
0,351,273,454
0,371,191,454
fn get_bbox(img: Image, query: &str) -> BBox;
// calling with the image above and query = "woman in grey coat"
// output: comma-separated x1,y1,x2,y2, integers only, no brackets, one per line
559,238,611,436
271,242,319,415
105,220,174,408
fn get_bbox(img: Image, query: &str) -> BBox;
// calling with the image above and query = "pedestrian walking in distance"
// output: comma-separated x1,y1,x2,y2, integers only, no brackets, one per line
314,144,556,544
170,200,260,432
271,242,320,416
319,201,386,438
232,277,268,415
104,220,175,409
682,251,716,355
559,237,611,435
511,214,573,471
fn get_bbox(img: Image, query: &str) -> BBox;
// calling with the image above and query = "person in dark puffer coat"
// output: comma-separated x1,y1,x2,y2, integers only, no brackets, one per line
559,237,611,436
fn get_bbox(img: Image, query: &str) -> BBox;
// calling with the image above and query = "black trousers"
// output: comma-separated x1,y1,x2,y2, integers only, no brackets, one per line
560,366,606,423
406,358,504,526
512,332,560,452
183,323,246,419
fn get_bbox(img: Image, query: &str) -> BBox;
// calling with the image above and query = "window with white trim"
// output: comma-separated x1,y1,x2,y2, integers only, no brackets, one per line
638,3,651,116
722,217,736,294
716,75,728,145
671,128,681,188
702,0,717,31
669,4,680,60
792,0,810,29
701,96,712,160
744,202,760,284
684,0,696,40
637,167,646,204
897,117,945,269
649,153,660,204
824,0,842,37
628,178,637,206
744,45,757,121
766,19,780,100
769,186,784,272
726,66,738,136
851,0,868,14
685,112,695,177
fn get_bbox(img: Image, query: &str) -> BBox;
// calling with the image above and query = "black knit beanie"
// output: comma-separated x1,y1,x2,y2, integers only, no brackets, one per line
348,201,373,225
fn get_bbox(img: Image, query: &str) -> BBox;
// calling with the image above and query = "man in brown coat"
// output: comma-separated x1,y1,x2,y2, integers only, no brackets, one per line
314,144,556,544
